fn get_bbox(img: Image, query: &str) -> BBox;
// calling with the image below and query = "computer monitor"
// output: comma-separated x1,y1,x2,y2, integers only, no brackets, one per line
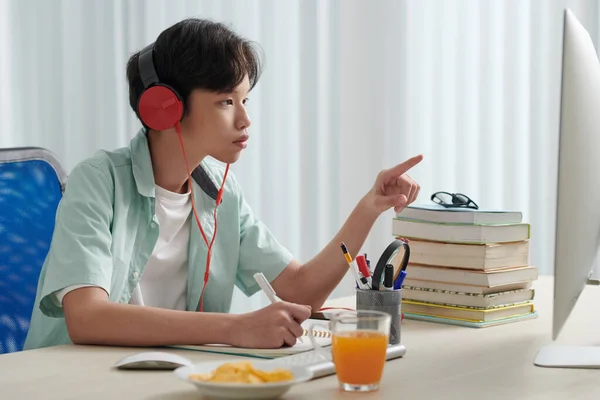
533,8,600,369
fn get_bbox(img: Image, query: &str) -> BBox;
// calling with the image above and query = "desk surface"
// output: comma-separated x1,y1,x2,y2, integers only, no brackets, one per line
2,276,600,399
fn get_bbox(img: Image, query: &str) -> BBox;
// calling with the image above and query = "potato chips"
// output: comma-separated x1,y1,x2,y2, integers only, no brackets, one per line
189,361,294,384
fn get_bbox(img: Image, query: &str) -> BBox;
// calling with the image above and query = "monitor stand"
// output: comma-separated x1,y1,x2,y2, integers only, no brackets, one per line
534,279,600,369
534,345,600,369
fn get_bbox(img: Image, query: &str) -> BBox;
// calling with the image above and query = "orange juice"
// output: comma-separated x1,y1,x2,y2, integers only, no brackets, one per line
331,330,388,385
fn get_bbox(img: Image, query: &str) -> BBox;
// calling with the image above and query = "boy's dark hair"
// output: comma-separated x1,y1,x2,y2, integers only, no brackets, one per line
126,18,263,117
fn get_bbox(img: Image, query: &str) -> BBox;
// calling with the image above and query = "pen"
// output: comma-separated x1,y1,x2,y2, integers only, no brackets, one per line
365,253,373,274
340,243,370,290
253,272,304,343
355,254,373,287
355,254,371,277
394,270,407,290
383,264,394,291
254,272,279,303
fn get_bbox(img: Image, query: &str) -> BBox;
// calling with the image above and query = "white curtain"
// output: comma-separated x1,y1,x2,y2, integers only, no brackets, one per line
1,0,598,312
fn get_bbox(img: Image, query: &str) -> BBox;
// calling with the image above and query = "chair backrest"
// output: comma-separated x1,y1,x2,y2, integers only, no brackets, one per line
0,148,67,353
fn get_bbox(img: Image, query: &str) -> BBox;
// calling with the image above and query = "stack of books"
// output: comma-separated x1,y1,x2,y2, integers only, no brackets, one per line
393,204,538,328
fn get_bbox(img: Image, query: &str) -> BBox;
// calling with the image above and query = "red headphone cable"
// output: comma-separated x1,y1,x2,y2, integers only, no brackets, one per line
175,122,229,312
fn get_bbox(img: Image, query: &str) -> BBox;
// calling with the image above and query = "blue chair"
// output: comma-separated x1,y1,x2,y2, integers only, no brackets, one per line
0,148,67,353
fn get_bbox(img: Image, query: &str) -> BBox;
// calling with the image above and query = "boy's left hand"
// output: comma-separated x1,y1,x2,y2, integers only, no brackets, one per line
365,154,423,215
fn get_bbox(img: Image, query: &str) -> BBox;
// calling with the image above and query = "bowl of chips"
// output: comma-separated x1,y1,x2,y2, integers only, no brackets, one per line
173,360,313,399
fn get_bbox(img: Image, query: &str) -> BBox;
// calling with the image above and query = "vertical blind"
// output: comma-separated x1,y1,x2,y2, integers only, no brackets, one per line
0,0,597,310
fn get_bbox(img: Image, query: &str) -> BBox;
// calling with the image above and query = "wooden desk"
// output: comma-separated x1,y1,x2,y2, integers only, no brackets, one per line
2,276,600,399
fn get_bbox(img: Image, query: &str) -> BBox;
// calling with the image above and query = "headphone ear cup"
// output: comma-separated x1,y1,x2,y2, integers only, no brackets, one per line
137,85,183,131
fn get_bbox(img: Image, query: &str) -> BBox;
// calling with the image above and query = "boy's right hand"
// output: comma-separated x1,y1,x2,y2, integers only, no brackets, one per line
229,301,312,349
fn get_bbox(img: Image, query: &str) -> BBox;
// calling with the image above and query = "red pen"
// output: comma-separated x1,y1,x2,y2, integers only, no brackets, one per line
354,254,372,288
355,254,372,288
355,254,370,277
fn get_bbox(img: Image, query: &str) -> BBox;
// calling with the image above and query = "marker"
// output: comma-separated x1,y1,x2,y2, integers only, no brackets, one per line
355,254,373,287
253,272,303,343
383,264,394,291
340,243,370,290
355,255,371,277
394,270,407,290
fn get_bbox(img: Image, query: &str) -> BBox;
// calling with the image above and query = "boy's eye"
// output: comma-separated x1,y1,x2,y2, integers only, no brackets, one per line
243,98,249,105
219,98,248,106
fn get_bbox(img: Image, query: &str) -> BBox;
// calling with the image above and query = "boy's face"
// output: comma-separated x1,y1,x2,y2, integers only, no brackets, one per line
180,76,252,164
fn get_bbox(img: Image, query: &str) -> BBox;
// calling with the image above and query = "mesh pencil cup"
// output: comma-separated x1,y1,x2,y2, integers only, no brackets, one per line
356,288,402,345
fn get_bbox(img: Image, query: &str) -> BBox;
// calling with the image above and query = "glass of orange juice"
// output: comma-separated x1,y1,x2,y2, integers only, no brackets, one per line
308,310,391,392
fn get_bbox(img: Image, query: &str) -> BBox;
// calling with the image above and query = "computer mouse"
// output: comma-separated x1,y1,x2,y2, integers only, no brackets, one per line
114,351,193,370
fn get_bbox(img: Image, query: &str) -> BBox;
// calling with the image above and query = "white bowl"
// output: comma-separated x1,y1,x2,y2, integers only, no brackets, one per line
173,359,313,399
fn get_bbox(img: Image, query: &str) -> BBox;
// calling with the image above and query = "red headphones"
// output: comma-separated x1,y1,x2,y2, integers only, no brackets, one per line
136,42,229,312
136,43,184,131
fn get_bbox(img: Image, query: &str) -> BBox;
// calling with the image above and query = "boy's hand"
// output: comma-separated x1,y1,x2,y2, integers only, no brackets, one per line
229,302,312,348
364,154,423,215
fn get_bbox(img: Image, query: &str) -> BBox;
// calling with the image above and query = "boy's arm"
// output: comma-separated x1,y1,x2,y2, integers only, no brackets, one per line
271,196,379,310
63,287,236,346
63,286,310,348
272,155,423,310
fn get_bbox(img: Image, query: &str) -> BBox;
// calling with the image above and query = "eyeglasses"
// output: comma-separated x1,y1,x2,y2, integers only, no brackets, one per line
431,191,479,210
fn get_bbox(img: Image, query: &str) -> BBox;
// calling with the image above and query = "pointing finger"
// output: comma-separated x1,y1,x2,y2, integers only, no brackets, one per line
382,155,423,182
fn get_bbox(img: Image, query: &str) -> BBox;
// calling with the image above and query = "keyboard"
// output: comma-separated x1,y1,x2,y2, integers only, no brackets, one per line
268,344,407,379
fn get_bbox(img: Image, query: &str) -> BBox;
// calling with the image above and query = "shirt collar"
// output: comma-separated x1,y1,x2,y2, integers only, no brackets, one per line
129,128,156,198
128,127,219,201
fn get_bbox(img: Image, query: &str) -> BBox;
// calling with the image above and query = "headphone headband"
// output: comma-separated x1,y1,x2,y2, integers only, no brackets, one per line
135,41,184,131
138,43,159,88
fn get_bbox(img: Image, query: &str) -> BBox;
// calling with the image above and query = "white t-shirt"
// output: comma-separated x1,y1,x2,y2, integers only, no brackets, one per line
52,184,192,310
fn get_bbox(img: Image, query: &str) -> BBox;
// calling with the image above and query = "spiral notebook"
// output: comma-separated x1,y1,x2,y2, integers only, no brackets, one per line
167,320,332,359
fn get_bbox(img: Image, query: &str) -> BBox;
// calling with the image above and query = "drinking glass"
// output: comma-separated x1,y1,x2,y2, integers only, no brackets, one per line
308,310,391,392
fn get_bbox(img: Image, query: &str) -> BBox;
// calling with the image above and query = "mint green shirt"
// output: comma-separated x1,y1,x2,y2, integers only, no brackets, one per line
23,129,293,350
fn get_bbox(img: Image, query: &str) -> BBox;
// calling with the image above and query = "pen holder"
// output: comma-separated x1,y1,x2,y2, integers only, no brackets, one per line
356,288,402,345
